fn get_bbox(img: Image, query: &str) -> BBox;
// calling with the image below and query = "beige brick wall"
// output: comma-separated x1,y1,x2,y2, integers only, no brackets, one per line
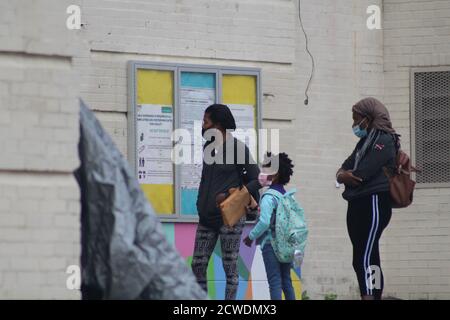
382,0,450,300
2,0,449,300
0,174,80,299
75,0,385,300
290,0,385,299
0,0,81,299
74,0,302,297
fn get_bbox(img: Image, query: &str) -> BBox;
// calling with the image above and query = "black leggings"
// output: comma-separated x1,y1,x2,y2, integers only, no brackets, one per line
347,192,392,300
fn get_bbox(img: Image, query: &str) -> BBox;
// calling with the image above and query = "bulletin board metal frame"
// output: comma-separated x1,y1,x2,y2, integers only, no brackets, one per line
128,61,262,223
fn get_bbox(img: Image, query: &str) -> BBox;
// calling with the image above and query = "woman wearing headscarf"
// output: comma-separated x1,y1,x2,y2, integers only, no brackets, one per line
336,97,400,300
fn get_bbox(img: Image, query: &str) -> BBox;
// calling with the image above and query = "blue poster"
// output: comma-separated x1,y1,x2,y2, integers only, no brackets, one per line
180,72,216,216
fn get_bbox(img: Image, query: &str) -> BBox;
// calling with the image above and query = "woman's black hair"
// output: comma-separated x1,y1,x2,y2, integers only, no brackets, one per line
262,152,294,185
204,104,236,131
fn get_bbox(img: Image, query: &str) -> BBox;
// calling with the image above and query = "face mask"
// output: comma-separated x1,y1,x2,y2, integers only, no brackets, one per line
258,173,272,187
202,127,214,140
352,119,368,138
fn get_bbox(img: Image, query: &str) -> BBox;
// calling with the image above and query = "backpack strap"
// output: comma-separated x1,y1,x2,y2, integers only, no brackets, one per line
283,188,297,197
235,163,245,188
261,192,279,209
260,191,281,237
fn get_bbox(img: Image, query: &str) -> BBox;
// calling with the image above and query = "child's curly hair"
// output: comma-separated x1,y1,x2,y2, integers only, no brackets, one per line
262,152,294,185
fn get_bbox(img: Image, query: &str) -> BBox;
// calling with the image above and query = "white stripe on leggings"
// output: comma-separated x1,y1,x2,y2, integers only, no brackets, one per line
363,195,377,296
369,195,380,291
367,194,380,296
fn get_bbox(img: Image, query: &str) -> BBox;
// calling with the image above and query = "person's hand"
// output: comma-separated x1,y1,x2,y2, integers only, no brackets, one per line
243,236,253,247
215,192,228,207
245,204,259,214
338,170,363,187
248,195,258,210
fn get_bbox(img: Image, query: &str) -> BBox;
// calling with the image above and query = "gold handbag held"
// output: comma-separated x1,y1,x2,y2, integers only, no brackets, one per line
219,186,251,227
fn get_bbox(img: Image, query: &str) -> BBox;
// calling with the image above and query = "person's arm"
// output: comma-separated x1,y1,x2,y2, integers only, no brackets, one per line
217,142,261,207
336,146,356,184
352,135,395,182
336,145,364,186
248,195,275,241
242,145,261,203
339,145,358,172
196,166,204,209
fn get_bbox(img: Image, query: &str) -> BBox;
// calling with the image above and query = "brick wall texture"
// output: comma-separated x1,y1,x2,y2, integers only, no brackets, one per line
1,0,449,299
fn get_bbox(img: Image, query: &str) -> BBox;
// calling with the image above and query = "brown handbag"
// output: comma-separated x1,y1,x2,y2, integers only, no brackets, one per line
219,186,258,227
383,150,419,208
219,186,247,227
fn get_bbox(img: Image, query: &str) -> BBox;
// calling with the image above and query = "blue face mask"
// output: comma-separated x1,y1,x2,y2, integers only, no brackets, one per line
352,119,368,138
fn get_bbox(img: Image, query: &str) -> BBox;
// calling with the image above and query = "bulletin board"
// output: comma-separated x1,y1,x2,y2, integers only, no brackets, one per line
128,61,261,221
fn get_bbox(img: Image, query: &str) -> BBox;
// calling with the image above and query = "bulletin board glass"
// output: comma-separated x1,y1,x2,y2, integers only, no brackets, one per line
128,62,261,221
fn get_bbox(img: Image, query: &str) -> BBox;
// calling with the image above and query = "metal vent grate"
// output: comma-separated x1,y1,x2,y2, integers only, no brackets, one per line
413,70,450,185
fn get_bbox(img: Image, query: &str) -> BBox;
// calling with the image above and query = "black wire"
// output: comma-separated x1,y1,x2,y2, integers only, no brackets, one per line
298,0,315,105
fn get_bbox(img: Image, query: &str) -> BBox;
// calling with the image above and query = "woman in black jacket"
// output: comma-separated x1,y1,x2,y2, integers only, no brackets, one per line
336,97,399,300
191,104,261,300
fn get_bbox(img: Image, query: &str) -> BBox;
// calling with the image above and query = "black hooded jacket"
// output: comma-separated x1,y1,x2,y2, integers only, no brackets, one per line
196,136,261,229
341,130,397,201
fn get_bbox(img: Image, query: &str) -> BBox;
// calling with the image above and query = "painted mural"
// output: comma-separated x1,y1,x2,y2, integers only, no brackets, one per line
162,222,303,300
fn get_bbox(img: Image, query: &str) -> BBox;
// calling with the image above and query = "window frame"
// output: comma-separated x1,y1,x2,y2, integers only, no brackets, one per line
410,66,450,189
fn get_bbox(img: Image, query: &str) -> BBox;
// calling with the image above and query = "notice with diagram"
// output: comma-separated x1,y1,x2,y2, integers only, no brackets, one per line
137,104,173,185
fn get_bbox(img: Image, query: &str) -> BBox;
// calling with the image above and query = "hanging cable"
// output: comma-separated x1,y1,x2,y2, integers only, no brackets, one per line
298,0,315,105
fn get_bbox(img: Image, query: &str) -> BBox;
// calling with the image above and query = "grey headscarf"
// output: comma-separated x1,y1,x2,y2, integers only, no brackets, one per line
352,97,396,134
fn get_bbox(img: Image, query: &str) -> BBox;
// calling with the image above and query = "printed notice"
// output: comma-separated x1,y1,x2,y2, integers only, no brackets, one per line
180,86,215,189
137,104,173,185
228,104,257,157
228,104,255,130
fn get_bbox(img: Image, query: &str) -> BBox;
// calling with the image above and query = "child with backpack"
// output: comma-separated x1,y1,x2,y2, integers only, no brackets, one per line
244,152,308,300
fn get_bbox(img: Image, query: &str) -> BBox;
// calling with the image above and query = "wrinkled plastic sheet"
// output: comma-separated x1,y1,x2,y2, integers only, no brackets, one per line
75,100,207,300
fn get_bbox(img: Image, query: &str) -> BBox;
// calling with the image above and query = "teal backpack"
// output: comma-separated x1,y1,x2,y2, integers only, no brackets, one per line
262,188,308,263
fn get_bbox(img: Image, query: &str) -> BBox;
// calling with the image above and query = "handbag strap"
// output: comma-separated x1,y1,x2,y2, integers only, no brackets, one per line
233,140,247,188
235,163,246,188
